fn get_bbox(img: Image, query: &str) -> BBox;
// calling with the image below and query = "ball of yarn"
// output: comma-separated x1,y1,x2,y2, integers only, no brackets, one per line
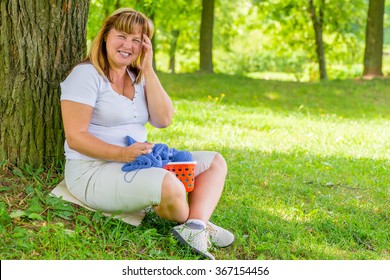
172,151,193,162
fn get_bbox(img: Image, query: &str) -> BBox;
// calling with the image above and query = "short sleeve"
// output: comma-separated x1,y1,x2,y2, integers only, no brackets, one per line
60,64,102,107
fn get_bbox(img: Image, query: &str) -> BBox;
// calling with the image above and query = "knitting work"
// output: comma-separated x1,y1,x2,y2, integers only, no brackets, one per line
121,136,192,172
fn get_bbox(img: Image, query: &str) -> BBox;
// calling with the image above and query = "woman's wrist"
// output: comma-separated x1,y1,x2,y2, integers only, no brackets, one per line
118,146,128,163
142,67,155,77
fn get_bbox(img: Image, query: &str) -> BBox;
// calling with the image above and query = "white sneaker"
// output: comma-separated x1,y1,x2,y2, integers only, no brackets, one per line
172,223,215,260
207,222,235,248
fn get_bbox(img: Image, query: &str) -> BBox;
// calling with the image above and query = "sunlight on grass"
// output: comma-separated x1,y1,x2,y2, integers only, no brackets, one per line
267,207,322,222
148,100,389,161
1,73,389,260
146,75,389,259
245,72,299,82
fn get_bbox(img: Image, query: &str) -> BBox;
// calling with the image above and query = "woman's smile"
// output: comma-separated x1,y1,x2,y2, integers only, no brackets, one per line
118,50,131,58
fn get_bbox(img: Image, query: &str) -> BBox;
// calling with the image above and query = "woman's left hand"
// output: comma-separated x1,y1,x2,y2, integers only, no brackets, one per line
140,34,153,72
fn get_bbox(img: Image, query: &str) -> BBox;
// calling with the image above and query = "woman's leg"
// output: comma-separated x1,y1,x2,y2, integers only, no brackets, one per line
154,152,227,224
169,153,228,259
187,153,227,223
65,160,168,214
154,171,190,223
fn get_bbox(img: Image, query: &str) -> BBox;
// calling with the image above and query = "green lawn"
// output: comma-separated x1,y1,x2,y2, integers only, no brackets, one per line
0,73,389,260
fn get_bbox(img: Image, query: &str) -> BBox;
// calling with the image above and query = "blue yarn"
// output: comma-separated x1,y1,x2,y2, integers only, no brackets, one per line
170,148,193,162
121,136,193,172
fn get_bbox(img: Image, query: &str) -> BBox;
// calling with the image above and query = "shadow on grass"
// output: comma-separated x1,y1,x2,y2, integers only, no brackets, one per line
159,72,390,120
0,148,388,260
212,148,389,259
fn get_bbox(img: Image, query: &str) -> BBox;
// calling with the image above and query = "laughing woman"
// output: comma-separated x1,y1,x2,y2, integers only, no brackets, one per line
60,8,234,259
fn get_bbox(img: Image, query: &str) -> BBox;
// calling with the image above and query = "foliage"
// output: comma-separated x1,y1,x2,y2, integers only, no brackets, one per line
87,0,137,46
153,0,201,73
239,0,367,79
1,73,389,260
85,0,388,80
384,1,390,45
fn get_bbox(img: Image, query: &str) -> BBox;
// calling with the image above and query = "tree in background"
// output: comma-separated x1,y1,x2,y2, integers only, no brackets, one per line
0,0,90,167
165,1,199,73
250,0,367,80
149,0,198,73
363,0,386,78
308,0,327,80
199,0,215,72
103,0,121,18
87,0,386,80
135,0,160,70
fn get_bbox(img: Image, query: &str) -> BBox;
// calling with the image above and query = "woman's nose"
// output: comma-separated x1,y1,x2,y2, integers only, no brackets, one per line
122,38,133,49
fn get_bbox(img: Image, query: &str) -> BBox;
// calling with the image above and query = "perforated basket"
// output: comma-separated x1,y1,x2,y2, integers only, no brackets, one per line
163,161,197,192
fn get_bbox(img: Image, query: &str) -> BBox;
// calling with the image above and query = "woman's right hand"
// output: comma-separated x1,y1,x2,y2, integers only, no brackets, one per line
120,142,155,162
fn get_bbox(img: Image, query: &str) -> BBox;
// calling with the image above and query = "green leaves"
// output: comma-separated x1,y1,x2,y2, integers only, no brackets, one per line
27,213,44,221
9,210,43,221
45,195,75,220
76,214,92,225
9,210,27,219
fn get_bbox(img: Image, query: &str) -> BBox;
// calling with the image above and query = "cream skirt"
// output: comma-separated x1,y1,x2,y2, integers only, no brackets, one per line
64,151,217,213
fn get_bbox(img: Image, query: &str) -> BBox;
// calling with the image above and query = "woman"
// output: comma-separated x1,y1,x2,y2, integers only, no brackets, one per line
60,8,234,260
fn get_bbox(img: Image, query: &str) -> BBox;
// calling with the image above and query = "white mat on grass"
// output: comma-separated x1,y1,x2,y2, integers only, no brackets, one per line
50,180,146,226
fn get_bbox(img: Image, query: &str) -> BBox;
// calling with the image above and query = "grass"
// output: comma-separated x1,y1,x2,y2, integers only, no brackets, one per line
0,73,389,260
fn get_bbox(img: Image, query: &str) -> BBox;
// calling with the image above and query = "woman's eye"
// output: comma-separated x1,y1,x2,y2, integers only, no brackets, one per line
118,35,126,39
133,39,142,45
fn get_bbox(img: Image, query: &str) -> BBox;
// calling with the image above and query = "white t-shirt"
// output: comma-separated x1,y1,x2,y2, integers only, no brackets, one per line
60,63,149,160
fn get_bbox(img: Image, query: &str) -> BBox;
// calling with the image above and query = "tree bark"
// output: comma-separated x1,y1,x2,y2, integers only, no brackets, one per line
199,0,214,73
0,0,90,167
363,0,385,77
308,0,327,80
169,29,180,73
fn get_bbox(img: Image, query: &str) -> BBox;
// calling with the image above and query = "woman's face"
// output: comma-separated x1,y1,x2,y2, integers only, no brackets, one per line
105,27,143,69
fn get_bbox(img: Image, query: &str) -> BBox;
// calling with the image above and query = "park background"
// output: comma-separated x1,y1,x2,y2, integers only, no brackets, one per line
0,0,389,260
88,0,390,80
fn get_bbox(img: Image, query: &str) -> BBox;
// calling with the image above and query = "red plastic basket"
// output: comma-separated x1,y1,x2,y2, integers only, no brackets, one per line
163,161,197,192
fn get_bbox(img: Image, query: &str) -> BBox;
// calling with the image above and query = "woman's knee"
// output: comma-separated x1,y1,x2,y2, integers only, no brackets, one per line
154,172,188,222
211,153,228,174
161,172,187,200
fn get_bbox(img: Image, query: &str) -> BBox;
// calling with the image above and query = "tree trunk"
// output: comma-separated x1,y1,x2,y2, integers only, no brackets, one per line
0,0,90,167
363,0,385,78
199,0,214,73
103,0,111,18
115,0,121,10
136,0,157,71
150,12,157,71
308,0,327,80
102,0,121,20
169,29,180,73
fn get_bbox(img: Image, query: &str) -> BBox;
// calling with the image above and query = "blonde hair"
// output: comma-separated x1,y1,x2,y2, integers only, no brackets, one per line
88,8,154,84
